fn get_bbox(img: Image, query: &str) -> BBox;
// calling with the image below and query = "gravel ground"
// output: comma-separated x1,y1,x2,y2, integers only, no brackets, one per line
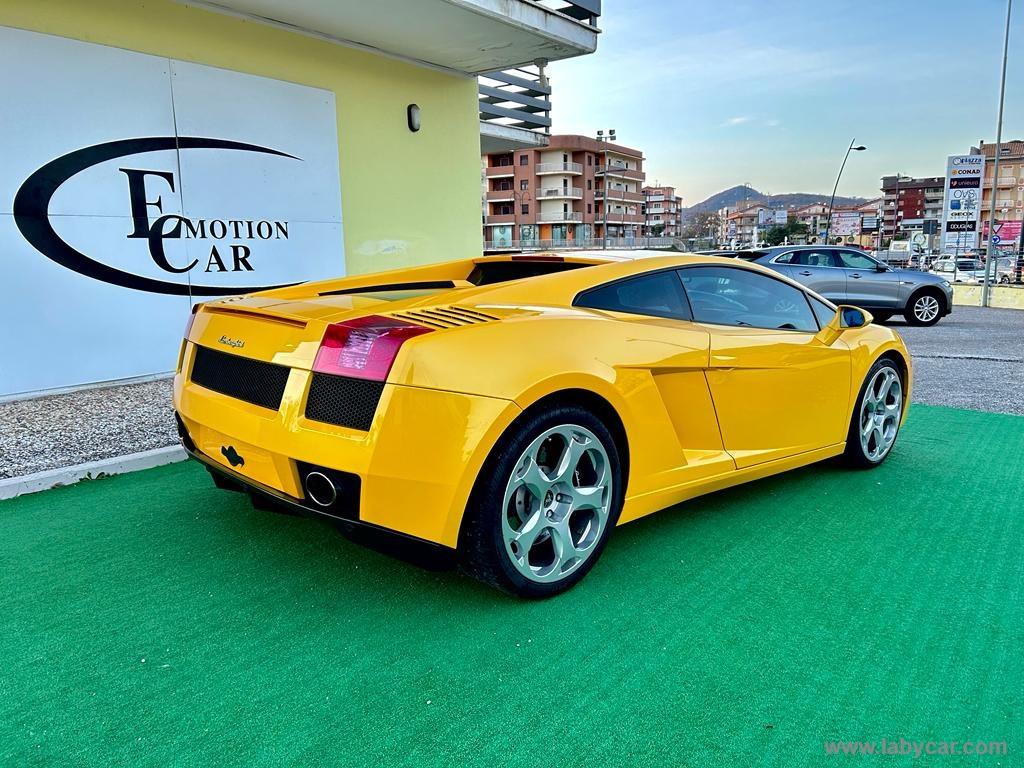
0,379,176,480
1,306,1021,480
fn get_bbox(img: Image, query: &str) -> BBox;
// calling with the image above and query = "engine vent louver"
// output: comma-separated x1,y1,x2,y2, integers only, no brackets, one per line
389,305,499,329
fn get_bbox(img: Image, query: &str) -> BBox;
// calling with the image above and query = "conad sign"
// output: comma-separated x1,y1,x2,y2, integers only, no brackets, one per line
0,27,343,397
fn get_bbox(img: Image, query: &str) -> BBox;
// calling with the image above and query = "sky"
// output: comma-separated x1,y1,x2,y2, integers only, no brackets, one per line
548,0,1023,205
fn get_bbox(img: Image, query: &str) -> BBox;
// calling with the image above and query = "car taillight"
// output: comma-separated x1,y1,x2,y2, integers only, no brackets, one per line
184,302,202,340
313,315,432,381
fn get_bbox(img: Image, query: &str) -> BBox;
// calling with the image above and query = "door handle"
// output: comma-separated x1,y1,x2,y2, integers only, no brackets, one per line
798,270,812,276
850,273,862,279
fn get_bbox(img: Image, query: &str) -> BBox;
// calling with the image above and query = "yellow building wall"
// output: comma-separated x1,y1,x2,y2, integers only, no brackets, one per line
0,0,484,275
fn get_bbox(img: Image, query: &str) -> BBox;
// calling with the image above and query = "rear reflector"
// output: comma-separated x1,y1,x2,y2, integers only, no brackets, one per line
184,302,202,340
313,315,431,381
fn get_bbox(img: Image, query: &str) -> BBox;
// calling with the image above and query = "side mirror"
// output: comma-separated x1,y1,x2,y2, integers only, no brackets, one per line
875,263,888,272
817,305,872,345
838,306,870,328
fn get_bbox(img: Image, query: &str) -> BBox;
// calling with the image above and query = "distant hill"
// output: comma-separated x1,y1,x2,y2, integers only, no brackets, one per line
684,185,867,216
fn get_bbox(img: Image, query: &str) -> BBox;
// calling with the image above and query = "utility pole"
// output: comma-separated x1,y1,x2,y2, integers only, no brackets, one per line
982,0,1013,306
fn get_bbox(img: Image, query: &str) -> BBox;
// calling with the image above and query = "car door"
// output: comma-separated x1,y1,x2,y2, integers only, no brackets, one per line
573,270,736,493
835,248,900,309
774,248,848,303
678,265,853,468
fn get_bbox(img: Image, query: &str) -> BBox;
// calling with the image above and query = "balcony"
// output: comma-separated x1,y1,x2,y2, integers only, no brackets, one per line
595,189,643,202
536,187,583,199
596,164,644,180
599,213,645,224
983,176,1018,188
539,211,583,222
200,0,601,74
480,66,552,152
536,162,583,175
485,165,516,177
486,189,516,201
484,214,517,225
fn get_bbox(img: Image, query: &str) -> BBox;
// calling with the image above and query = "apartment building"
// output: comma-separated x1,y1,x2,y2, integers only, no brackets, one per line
974,139,1024,250
483,134,645,248
880,175,944,243
642,186,683,237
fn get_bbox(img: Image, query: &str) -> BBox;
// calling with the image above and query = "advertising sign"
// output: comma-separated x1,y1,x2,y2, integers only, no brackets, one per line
0,28,343,396
982,220,1023,247
774,209,788,226
862,216,879,233
832,212,862,237
941,154,985,253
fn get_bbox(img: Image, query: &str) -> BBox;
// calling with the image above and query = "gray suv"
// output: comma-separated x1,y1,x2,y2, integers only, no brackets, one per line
736,246,954,326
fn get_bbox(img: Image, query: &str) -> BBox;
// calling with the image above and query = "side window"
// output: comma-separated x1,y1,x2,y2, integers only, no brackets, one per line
835,249,877,270
575,271,691,320
809,296,836,328
774,252,796,264
789,249,839,267
678,266,818,332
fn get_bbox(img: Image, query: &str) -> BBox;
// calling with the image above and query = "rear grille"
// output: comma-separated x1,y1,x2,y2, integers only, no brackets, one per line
305,373,385,431
190,345,290,411
390,305,499,329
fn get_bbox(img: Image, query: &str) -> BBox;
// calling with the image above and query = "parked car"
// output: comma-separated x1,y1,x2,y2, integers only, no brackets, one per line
735,246,953,325
931,258,986,283
174,251,910,597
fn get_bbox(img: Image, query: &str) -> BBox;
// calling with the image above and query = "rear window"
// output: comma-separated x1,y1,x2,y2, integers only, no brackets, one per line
733,251,768,261
467,260,590,286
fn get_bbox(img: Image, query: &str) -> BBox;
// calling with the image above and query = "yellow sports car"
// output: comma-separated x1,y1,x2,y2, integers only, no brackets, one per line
173,251,910,597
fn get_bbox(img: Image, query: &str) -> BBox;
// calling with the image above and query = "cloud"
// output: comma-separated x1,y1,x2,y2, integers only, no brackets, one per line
766,119,782,127
723,116,751,127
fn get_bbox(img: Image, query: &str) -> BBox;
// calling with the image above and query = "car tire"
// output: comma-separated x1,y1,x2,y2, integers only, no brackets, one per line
843,357,905,469
459,404,624,598
903,288,944,326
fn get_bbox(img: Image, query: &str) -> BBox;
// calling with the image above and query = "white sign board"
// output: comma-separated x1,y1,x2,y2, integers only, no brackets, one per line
941,154,984,254
0,27,343,397
832,212,862,237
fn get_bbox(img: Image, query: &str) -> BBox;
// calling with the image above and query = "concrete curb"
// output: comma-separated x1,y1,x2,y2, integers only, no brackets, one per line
0,445,187,501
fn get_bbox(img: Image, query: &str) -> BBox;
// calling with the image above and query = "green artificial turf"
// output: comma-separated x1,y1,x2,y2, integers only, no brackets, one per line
1,404,1022,767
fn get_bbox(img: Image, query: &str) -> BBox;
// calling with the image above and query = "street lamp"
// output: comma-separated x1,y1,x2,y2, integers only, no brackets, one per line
824,139,867,243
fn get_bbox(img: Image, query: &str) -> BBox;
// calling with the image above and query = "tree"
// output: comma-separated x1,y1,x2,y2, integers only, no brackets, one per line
650,223,665,237
681,211,720,242
764,220,809,246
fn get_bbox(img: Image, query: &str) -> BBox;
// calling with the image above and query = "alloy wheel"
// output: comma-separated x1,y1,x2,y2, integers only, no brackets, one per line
859,367,902,462
913,294,940,323
501,424,612,583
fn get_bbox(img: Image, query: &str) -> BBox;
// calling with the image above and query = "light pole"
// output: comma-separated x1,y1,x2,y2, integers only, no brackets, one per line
824,139,867,244
982,0,1013,306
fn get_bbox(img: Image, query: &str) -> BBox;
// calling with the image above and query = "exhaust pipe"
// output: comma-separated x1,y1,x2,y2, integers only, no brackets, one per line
305,471,338,507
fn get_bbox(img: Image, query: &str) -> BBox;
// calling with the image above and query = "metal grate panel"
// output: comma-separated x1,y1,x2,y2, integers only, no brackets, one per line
190,345,290,411
305,373,385,431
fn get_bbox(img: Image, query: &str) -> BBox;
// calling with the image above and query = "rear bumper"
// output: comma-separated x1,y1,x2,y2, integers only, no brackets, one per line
173,342,522,548
178,433,455,560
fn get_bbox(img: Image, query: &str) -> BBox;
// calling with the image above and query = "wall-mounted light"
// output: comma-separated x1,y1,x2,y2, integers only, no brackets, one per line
407,103,421,133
